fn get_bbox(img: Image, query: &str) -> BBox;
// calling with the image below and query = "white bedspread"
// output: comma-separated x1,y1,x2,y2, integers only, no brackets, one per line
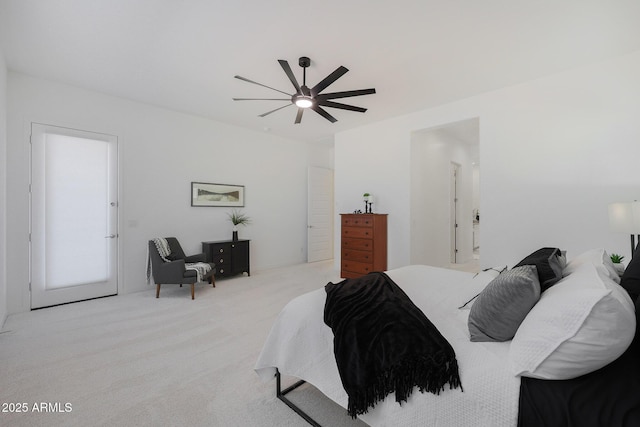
255,265,520,427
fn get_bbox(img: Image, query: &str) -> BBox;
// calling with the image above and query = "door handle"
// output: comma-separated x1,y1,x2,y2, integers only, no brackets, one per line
105,234,116,238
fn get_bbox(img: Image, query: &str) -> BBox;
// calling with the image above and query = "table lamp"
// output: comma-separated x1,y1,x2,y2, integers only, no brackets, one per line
609,201,640,256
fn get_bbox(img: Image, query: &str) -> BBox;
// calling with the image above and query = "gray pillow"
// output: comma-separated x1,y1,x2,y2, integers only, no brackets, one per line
468,265,541,342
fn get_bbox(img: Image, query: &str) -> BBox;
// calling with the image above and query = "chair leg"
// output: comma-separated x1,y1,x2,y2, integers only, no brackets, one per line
211,274,216,288
191,283,195,300
156,284,161,298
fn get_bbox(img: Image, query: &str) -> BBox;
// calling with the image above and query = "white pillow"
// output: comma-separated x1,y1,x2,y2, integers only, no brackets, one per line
509,262,635,380
563,248,621,283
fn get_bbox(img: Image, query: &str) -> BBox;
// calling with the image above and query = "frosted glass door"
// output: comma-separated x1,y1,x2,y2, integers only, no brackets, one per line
31,123,118,308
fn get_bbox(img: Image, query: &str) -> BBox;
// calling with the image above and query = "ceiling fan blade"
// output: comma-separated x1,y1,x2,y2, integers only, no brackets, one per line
316,88,376,100
311,105,338,123
316,99,367,113
295,108,304,124
234,75,292,97
259,103,293,117
311,66,348,96
233,98,290,101
278,60,301,93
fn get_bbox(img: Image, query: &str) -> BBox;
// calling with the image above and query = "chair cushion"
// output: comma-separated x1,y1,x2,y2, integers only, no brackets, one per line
184,253,206,263
166,237,187,260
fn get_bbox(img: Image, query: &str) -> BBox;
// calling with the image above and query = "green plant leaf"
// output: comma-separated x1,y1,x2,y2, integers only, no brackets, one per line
227,209,251,226
610,253,624,263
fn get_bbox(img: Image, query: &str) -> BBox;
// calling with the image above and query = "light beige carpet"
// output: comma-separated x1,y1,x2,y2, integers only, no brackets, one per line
0,261,367,427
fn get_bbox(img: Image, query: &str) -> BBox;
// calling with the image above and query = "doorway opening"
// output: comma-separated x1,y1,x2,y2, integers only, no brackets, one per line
409,118,480,270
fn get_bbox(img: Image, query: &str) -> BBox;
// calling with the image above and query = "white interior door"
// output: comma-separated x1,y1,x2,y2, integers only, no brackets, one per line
307,167,334,263
30,123,118,309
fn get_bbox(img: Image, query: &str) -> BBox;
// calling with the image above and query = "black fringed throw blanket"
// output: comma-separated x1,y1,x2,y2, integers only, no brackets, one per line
324,272,462,418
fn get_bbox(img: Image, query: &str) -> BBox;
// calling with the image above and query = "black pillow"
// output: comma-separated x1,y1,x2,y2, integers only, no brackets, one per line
620,245,640,301
513,247,563,291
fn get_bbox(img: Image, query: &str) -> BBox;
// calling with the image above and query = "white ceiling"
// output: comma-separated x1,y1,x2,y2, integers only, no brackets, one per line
1,0,640,144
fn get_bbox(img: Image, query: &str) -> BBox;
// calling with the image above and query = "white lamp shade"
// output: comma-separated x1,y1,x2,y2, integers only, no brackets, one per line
609,202,640,233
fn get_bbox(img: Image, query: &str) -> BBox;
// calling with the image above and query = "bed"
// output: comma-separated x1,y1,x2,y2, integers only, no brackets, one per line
255,248,640,426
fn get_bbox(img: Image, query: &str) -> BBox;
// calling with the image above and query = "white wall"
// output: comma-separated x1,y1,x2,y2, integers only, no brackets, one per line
6,73,333,314
0,48,7,327
335,50,640,270
335,121,412,270
410,127,475,267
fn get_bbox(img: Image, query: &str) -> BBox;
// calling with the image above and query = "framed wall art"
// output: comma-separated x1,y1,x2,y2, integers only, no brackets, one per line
191,182,245,207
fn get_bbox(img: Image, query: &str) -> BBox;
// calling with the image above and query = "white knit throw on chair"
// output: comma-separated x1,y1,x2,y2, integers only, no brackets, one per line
146,238,212,283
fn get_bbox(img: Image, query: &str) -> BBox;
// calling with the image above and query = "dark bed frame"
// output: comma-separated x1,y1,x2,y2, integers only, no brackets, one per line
276,369,322,426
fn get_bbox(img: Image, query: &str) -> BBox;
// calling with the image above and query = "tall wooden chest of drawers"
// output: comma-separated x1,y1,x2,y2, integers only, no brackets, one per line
340,213,387,279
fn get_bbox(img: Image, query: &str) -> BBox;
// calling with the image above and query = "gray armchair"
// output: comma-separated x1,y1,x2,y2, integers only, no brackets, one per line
148,237,216,299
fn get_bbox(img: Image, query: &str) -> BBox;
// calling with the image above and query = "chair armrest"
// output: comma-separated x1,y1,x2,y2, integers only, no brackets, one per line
154,259,186,283
184,253,206,263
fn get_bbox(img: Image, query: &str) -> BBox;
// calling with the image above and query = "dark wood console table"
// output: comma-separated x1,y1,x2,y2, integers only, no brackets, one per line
202,239,250,278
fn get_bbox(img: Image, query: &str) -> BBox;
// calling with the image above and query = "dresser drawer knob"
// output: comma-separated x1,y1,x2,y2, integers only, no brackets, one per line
219,248,224,253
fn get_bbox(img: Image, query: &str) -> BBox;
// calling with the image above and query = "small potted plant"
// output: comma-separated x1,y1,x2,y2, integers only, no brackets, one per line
610,253,625,276
227,209,251,241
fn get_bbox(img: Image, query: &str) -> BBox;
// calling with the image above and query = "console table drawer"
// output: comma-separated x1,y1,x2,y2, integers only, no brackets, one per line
216,263,232,276
212,254,230,265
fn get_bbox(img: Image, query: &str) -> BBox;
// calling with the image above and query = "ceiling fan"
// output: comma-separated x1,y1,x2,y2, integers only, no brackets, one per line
233,56,376,124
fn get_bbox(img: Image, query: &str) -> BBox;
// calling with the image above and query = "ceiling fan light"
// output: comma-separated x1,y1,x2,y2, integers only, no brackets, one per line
295,97,313,108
